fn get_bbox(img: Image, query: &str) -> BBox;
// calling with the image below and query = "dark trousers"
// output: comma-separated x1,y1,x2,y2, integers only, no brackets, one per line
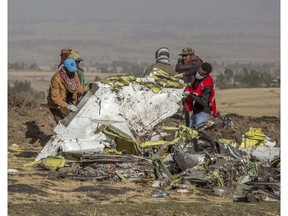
184,110,190,127
182,99,190,127
49,107,70,124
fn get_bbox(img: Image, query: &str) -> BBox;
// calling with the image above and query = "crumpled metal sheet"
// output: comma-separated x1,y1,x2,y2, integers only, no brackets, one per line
173,149,206,171
36,79,183,161
240,146,280,162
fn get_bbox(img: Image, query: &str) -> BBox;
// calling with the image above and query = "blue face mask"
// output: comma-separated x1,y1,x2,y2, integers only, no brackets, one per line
195,71,204,80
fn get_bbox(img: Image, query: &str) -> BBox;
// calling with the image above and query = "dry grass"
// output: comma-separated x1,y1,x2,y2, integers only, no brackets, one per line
216,88,280,117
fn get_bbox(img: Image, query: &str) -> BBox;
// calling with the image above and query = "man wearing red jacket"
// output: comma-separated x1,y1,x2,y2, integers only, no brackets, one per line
182,62,217,128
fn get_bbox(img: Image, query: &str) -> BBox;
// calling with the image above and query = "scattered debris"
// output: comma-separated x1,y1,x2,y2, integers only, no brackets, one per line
23,70,280,202
152,192,170,198
8,169,18,173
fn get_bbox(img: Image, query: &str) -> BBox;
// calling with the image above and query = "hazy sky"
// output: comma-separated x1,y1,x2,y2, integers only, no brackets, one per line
8,0,280,64
9,0,279,24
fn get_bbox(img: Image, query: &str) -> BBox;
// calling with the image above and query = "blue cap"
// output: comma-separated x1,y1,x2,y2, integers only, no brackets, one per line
75,57,83,62
64,58,77,72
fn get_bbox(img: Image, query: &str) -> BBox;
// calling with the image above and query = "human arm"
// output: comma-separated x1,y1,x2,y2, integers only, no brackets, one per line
175,58,202,78
50,77,70,108
190,86,212,107
75,72,86,94
72,74,86,105
175,58,185,74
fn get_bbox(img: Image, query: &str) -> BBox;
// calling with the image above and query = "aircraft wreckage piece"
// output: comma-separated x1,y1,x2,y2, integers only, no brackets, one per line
36,72,184,161
240,146,280,162
57,153,155,182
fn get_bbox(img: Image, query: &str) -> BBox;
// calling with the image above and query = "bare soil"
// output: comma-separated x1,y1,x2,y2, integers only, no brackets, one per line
8,91,280,215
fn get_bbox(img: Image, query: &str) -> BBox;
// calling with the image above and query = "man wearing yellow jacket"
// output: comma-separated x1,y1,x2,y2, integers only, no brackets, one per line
47,58,85,124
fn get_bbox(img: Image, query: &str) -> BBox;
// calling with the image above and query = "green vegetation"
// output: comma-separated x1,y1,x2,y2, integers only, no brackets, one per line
8,80,46,99
8,62,41,71
92,60,148,77
215,67,278,89
8,60,280,99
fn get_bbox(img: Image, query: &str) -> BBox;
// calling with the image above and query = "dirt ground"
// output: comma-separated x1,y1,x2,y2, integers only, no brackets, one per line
7,91,280,215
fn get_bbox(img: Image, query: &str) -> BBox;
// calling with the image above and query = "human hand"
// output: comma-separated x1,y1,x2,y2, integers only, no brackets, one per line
67,104,78,112
174,73,183,78
182,91,190,98
85,83,92,92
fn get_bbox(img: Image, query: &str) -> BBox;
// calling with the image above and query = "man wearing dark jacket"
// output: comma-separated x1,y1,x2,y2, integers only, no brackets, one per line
175,47,203,83
174,47,203,126
143,47,174,76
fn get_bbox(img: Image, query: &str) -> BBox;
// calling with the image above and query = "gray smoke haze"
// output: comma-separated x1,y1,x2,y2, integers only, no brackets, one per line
8,0,279,24
8,0,280,65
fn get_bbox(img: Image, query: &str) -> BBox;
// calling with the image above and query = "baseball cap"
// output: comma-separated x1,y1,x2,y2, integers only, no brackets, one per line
70,50,83,62
179,47,195,56
60,47,72,56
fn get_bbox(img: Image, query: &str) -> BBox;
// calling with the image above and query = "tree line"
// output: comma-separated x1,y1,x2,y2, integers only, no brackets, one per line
8,61,280,99
8,62,41,71
215,67,279,89
8,80,45,99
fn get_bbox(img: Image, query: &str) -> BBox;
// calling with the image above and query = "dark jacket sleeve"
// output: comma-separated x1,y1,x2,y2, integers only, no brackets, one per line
191,86,212,107
175,58,201,78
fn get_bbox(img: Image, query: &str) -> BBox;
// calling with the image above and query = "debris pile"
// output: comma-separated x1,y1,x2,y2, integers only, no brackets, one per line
23,69,280,202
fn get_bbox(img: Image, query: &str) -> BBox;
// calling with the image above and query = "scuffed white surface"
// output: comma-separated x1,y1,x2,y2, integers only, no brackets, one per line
36,81,183,160
8,169,18,173
61,132,110,154
241,146,280,162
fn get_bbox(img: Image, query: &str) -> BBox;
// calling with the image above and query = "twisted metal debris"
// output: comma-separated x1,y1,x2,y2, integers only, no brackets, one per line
29,69,280,202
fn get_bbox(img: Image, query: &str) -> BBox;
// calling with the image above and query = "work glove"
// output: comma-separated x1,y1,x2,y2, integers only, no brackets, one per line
85,83,92,92
174,73,183,78
182,91,190,98
67,104,78,112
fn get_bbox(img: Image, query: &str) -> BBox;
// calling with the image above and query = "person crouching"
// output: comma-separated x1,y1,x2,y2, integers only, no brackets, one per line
182,62,217,128
47,58,86,124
